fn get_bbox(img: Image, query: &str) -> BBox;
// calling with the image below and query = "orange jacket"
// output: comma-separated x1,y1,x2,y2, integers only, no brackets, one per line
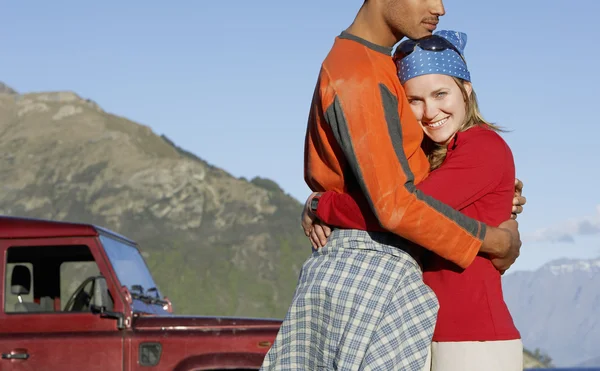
304,32,485,268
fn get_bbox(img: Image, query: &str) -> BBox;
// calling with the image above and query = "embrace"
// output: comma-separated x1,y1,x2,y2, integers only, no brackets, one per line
263,0,527,370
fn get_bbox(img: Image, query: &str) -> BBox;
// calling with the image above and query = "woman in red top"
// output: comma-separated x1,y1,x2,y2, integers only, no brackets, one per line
302,30,523,370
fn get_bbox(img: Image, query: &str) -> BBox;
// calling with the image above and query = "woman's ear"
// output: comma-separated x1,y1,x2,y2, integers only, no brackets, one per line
463,81,473,98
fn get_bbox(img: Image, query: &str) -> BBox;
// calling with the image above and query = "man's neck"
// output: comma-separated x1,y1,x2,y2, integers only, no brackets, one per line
346,4,403,48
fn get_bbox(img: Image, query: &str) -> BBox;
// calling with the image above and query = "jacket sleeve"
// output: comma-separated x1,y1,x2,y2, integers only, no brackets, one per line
317,130,510,228
316,191,381,231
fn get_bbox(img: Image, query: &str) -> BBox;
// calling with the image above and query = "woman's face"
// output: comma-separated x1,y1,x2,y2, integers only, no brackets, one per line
404,74,472,144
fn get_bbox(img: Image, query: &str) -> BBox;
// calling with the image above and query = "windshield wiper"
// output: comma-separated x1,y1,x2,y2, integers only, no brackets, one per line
147,287,159,298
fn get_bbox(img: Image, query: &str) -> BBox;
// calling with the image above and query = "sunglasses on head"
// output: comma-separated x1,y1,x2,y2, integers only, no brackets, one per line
393,35,465,63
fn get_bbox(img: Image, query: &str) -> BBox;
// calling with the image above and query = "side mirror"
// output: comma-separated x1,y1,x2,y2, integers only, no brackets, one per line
91,276,124,330
163,296,174,313
92,276,111,310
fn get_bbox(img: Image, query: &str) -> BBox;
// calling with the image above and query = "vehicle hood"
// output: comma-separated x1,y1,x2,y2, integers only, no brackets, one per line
133,315,282,332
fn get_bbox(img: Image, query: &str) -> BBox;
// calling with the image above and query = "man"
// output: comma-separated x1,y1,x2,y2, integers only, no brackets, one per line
261,0,524,370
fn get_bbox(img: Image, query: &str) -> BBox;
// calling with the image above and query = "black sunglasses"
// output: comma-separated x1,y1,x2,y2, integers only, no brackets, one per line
394,35,465,63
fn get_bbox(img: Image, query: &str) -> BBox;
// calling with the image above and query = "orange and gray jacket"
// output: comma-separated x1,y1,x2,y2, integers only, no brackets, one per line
304,31,485,269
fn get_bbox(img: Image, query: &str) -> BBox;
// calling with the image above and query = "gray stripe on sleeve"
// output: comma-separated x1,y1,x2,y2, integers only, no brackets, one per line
324,95,380,220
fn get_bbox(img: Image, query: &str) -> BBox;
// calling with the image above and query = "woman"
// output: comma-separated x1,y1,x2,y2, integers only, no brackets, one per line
303,30,523,370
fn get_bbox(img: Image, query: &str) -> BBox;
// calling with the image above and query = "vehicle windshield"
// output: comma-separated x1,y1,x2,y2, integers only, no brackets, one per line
100,234,161,300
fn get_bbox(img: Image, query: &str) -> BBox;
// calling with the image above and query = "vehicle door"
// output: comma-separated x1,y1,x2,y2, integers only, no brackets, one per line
0,237,126,371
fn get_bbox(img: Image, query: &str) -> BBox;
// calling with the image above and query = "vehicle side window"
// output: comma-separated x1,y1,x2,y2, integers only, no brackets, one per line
4,244,109,314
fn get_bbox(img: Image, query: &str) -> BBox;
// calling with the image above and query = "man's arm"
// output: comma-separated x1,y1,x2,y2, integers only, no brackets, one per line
310,130,522,269
312,178,525,233
415,132,521,269
316,74,518,268
307,193,519,271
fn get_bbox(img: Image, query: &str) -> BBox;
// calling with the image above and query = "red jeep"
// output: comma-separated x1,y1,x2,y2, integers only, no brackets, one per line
0,216,282,370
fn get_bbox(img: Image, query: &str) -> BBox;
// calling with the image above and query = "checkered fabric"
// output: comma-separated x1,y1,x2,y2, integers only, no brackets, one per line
260,229,439,371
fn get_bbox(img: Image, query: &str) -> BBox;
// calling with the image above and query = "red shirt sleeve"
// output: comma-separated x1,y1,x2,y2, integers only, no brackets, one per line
317,191,386,231
316,128,511,230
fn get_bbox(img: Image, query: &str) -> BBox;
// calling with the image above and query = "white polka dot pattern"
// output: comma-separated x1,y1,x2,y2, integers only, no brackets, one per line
396,30,471,84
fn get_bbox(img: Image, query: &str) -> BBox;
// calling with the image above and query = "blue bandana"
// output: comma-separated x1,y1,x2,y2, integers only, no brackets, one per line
396,30,470,84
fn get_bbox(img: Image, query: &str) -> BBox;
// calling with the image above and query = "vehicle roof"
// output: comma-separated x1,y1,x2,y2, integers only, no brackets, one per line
0,215,136,244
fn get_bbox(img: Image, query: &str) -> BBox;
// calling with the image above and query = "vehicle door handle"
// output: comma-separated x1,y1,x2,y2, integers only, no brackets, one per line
2,349,29,360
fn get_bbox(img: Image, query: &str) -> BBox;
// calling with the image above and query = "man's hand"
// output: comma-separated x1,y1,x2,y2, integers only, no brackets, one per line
489,219,522,274
511,178,526,219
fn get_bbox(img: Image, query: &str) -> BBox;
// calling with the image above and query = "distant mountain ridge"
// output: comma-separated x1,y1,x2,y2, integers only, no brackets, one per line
503,257,600,367
543,257,600,275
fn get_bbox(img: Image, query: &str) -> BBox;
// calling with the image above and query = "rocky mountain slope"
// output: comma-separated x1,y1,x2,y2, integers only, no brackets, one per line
0,83,311,318
503,257,600,367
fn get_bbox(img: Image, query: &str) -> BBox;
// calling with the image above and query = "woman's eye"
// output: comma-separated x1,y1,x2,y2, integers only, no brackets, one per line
408,99,421,105
435,92,447,98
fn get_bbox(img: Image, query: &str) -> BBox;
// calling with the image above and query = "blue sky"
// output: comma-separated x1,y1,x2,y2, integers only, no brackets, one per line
3,0,599,273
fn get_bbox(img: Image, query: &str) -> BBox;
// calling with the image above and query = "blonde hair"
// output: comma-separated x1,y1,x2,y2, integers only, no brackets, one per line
421,77,504,170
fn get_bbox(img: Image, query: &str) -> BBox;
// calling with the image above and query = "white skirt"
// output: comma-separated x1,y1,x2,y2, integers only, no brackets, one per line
422,339,523,371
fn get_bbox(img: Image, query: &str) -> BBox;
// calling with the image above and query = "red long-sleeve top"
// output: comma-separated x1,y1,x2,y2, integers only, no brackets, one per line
315,125,521,342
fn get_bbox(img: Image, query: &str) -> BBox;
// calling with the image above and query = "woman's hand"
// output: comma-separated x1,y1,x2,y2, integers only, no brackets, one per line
301,192,332,249
512,178,526,219
309,220,332,249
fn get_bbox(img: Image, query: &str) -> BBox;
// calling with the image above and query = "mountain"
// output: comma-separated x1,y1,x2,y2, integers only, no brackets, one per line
503,257,600,367
0,82,17,95
523,348,553,369
0,83,312,318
